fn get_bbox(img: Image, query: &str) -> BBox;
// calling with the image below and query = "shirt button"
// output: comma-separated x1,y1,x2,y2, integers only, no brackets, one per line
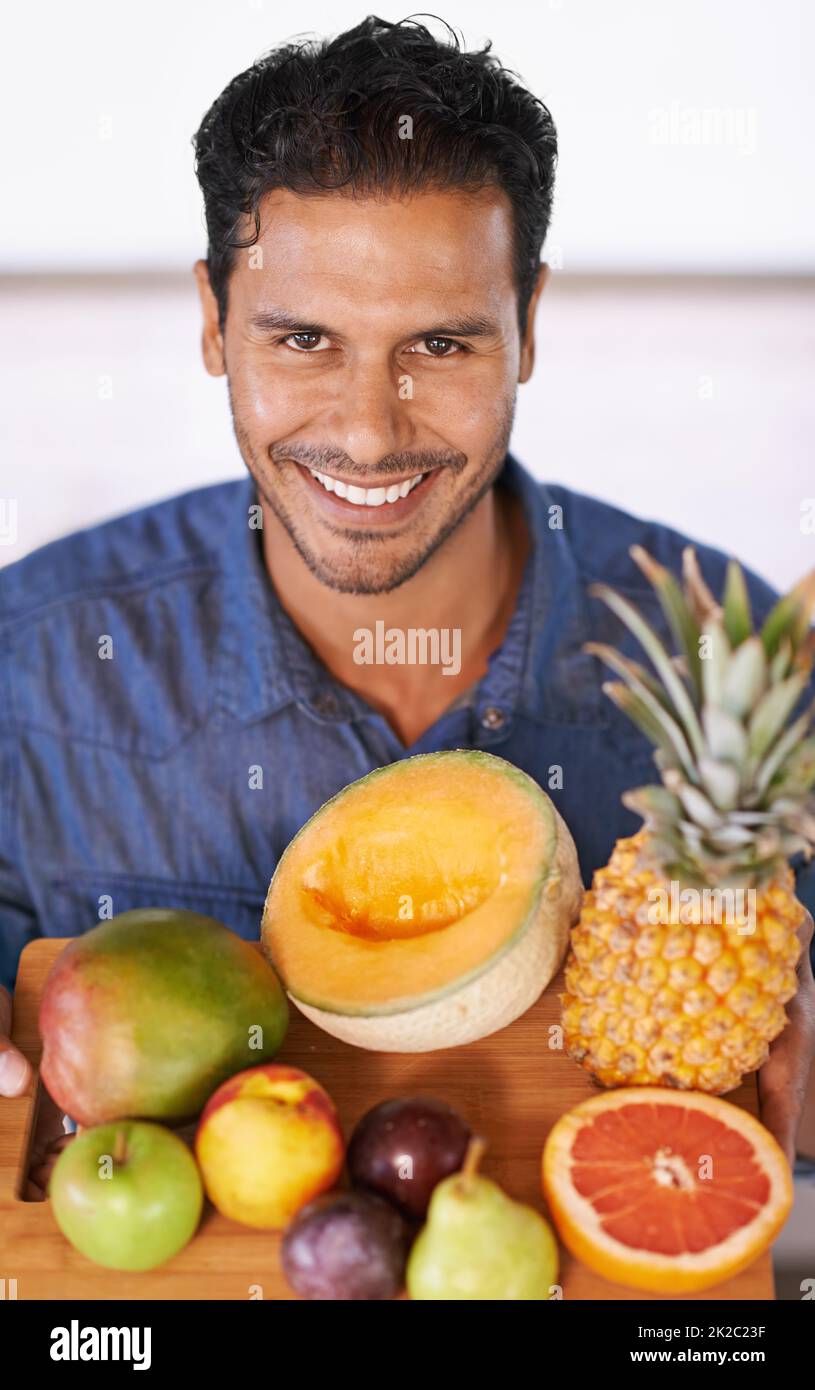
481,706,506,731
312,691,340,717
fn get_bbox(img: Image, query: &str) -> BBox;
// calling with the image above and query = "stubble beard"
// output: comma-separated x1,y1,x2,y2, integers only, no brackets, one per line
228,394,516,596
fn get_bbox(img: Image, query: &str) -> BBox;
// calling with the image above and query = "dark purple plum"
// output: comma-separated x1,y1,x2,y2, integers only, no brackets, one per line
347,1096,471,1221
281,1191,409,1300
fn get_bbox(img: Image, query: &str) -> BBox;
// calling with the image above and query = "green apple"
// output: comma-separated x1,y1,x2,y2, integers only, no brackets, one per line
49,1121,203,1270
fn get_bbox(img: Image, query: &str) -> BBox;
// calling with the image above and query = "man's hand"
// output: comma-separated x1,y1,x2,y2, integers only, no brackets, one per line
0,984,74,1199
0,985,32,1097
758,907,815,1166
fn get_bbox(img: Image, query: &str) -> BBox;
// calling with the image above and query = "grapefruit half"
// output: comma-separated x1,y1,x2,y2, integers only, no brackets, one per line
542,1088,792,1293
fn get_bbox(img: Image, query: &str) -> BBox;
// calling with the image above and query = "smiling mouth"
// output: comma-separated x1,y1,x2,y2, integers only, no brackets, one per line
307,465,426,507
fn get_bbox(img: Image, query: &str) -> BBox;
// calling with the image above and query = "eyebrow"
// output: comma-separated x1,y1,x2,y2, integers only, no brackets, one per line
249,309,328,335
248,309,501,338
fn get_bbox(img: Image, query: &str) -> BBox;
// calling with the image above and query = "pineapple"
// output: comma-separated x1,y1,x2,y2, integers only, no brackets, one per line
562,545,815,1093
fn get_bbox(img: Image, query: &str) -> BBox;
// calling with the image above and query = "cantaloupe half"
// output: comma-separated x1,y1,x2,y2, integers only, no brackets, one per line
260,751,583,1052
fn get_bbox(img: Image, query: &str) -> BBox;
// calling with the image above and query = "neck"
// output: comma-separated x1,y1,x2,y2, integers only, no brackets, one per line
260,480,529,746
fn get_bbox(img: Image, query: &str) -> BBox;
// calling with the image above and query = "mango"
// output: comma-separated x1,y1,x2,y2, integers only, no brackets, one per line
39,909,289,1126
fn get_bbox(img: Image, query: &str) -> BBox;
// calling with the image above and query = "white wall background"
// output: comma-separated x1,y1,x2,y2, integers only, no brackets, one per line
1,0,813,590
2,0,813,272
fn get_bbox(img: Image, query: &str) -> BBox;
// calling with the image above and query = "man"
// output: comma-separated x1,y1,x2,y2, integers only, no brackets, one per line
1,16,813,1197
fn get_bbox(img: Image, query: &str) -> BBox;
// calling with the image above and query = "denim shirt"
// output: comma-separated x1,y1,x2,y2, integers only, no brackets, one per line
1,454,812,991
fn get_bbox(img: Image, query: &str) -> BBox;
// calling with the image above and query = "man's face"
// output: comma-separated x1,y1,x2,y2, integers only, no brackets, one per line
199,186,539,594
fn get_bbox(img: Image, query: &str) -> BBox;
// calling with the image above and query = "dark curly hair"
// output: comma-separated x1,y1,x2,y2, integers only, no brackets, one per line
192,14,557,333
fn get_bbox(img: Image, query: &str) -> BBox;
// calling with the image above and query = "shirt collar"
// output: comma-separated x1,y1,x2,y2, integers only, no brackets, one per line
214,456,603,730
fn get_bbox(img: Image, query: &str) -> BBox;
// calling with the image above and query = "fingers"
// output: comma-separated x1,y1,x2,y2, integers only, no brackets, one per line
758,1042,805,1167
760,1002,815,1166
0,1049,32,1097
1,985,45,1190
0,984,33,1097
758,1086,796,1168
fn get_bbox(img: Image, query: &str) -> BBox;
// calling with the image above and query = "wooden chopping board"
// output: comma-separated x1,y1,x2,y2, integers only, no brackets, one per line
0,937,775,1300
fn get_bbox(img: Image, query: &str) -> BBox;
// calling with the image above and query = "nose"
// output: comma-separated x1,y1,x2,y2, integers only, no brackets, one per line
324,358,415,471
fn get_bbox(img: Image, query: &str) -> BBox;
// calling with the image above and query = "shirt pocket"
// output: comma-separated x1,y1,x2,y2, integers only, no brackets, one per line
44,872,267,944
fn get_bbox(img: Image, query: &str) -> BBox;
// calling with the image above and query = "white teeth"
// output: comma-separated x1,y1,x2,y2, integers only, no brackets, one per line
309,468,335,492
308,468,425,506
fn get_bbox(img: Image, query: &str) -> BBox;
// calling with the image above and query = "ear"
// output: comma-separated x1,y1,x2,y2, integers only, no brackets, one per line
518,262,550,383
193,260,226,377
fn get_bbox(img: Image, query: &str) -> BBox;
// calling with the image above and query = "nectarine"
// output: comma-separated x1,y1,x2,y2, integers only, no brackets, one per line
195,1065,344,1229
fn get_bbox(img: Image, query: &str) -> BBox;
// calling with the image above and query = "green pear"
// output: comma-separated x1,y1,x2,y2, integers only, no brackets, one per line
407,1138,559,1300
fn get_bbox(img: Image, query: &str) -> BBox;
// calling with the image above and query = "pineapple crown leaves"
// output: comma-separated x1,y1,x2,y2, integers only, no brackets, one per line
586,546,815,885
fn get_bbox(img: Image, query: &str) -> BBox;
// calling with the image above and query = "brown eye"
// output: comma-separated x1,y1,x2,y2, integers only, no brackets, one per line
286,333,327,351
425,337,455,355
412,337,464,357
